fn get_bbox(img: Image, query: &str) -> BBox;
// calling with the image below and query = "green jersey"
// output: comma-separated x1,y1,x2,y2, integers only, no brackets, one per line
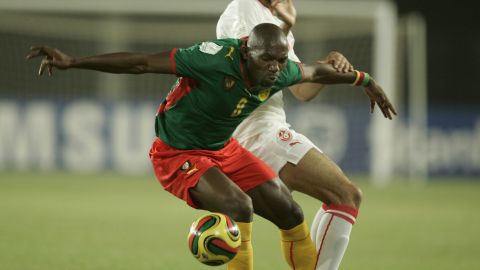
155,38,303,150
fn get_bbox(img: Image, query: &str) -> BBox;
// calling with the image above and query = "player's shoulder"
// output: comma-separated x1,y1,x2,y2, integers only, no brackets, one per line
175,38,243,74
195,38,243,62
209,38,242,49
179,38,239,58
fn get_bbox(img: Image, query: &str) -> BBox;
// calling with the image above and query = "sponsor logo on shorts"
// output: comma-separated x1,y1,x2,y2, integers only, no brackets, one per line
186,165,199,176
278,128,292,142
180,160,199,176
180,161,191,171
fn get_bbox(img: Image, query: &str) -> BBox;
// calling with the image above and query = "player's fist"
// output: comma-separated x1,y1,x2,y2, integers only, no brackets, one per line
318,51,354,73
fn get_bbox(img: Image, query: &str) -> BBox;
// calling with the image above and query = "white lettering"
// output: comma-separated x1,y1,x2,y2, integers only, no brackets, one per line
0,102,55,170
111,103,155,173
427,121,480,173
394,119,480,174
62,101,106,171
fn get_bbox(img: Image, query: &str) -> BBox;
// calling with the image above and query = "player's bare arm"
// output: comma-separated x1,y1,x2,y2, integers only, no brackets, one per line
268,0,296,34
289,51,354,101
26,46,172,76
301,63,397,119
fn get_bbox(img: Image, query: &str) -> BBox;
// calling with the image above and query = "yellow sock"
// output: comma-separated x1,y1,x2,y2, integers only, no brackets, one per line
280,221,316,270
227,222,253,270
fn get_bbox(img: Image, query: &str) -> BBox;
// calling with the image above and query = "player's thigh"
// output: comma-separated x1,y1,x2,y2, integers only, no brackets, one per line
189,167,253,222
279,148,356,203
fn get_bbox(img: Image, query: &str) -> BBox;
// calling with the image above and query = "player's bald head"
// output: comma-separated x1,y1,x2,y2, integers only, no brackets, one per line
247,23,288,52
242,23,289,87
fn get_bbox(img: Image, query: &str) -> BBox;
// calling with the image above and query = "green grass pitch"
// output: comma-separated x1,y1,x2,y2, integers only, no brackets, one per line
1,172,479,269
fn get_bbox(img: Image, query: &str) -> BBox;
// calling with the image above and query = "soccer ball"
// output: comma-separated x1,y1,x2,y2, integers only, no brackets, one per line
187,212,241,266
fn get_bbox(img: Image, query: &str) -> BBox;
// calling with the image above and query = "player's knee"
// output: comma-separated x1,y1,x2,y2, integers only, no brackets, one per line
289,201,305,224
341,182,362,209
275,199,305,229
224,193,253,222
351,185,363,209
327,175,363,209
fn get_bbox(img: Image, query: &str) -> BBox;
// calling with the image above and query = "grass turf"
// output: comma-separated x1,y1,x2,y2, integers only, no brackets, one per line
1,172,479,269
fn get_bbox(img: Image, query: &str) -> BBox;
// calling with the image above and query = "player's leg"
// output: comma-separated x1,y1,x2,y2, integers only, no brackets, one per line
189,167,254,270
281,147,362,207
221,138,316,270
279,148,361,270
246,178,316,270
241,126,361,270
239,125,360,260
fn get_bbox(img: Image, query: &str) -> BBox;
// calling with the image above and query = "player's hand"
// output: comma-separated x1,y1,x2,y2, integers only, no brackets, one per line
26,46,73,76
270,0,296,28
364,79,397,120
317,51,354,73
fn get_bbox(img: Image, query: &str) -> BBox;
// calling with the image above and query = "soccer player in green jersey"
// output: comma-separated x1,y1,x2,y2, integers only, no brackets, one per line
27,23,396,270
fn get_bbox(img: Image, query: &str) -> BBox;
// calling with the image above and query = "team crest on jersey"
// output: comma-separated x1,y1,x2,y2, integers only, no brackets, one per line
278,128,292,142
258,88,271,102
224,76,236,91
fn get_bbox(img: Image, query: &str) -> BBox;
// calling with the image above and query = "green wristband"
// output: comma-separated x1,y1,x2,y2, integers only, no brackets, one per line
361,72,370,87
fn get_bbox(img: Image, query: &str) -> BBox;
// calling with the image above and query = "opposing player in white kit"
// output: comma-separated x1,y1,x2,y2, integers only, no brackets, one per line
217,1,362,269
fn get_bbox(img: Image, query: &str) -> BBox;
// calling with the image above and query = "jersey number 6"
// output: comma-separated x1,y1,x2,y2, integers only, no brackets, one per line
230,97,248,117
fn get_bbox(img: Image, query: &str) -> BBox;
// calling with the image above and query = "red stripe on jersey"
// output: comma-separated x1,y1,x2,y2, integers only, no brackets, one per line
157,77,198,115
170,48,177,74
156,102,166,116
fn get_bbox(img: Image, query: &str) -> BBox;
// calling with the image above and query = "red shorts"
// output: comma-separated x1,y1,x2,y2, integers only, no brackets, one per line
149,137,276,208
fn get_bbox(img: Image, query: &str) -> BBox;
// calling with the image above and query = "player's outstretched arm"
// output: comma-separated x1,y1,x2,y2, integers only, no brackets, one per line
26,46,173,76
289,51,354,101
301,63,397,119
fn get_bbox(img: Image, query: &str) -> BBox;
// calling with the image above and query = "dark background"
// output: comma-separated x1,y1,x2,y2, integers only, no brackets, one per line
394,0,480,105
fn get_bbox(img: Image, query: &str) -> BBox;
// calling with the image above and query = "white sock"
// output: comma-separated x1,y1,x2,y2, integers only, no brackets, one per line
313,204,358,270
310,204,327,242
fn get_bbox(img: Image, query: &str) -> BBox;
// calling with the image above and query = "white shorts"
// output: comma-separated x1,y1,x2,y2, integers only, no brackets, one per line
236,124,322,174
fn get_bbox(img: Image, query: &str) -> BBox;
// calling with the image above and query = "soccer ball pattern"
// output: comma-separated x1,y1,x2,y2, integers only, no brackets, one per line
187,212,241,266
